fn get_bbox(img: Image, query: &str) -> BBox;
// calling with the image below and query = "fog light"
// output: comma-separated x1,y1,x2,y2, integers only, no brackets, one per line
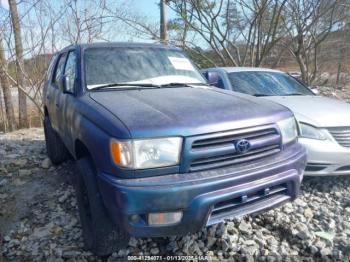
148,212,183,226
130,214,141,223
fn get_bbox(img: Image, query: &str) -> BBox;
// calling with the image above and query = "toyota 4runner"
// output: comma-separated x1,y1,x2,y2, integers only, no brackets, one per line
43,42,307,256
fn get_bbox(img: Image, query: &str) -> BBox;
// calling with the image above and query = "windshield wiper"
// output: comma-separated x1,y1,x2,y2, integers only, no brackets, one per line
252,93,269,97
89,83,161,91
89,82,211,91
252,93,304,97
160,82,211,88
284,93,304,96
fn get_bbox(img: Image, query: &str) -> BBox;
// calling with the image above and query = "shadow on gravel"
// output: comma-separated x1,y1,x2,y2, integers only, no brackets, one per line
302,175,350,193
0,133,75,253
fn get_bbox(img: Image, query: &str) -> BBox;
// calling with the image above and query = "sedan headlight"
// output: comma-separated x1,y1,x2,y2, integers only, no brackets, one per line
277,117,298,144
299,123,326,140
110,137,182,169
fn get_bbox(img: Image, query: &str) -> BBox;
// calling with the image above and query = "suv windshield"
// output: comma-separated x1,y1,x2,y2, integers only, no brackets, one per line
228,71,314,96
84,47,206,89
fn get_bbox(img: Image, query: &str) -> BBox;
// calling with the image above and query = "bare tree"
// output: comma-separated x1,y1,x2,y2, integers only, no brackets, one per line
104,4,160,41
0,36,16,131
282,0,348,84
167,0,287,67
60,0,118,44
0,0,349,133
8,0,28,128
237,0,288,66
0,0,128,132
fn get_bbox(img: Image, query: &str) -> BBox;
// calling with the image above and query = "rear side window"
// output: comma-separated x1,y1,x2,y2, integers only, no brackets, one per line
53,54,66,86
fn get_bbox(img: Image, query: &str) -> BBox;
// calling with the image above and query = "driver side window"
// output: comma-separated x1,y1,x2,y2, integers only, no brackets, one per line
64,51,77,93
217,75,225,89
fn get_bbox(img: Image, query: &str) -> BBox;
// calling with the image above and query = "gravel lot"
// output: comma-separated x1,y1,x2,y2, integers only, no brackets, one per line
1,87,350,261
1,128,350,261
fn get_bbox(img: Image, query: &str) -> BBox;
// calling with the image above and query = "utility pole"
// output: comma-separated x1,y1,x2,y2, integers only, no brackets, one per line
160,0,168,44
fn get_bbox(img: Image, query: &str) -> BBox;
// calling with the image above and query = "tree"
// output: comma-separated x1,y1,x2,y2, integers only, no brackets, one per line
167,0,287,67
0,36,16,131
237,0,288,67
8,0,28,128
282,0,348,84
60,0,112,44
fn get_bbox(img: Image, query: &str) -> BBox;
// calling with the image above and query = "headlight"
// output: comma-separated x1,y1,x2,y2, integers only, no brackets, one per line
299,123,326,140
110,137,182,169
277,117,298,144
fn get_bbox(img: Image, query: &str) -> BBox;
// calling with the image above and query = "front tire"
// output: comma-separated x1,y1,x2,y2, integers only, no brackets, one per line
75,157,129,256
43,116,70,165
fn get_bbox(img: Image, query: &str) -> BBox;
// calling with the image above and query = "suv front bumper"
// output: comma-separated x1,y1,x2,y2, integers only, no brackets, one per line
97,143,306,237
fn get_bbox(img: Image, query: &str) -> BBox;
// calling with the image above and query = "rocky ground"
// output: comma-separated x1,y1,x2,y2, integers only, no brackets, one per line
1,129,350,261
317,85,350,102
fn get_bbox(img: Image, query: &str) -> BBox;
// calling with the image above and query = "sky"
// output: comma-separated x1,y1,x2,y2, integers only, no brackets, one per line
0,0,176,24
0,0,8,10
133,0,176,20
0,0,177,42
0,0,167,12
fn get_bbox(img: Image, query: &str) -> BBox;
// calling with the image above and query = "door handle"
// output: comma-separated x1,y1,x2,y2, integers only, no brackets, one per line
55,103,59,108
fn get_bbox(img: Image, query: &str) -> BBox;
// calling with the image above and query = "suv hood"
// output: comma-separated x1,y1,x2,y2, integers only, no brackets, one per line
90,87,291,138
263,96,350,127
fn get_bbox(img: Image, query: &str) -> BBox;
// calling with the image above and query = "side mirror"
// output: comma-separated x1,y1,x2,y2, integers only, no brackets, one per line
58,75,74,93
206,71,220,86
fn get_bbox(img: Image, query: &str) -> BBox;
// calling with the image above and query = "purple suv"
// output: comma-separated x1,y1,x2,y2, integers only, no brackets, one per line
43,42,307,256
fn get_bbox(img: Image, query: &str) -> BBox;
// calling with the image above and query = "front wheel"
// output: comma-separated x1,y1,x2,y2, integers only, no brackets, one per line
75,157,129,256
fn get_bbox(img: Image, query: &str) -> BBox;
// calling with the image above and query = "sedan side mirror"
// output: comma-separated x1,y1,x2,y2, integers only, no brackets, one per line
206,71,220,86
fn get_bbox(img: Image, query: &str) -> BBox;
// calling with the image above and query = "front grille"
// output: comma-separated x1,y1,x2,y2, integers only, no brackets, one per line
187,126,281,172
208,183,290,225
192,129,277,150
328,127,350,148
190,145,280,171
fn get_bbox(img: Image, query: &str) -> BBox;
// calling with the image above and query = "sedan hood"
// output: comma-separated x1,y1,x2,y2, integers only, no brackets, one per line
263,96,350,127
89,87,290,138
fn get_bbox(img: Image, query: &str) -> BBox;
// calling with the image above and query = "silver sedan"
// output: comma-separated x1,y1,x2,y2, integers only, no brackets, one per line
202,67,350,176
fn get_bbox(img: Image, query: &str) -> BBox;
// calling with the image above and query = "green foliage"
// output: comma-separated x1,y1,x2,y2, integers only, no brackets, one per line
184,48,217,69
167,18,183,31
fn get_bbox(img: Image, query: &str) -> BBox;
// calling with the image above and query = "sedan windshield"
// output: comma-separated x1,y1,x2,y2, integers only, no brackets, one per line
228,71,314,96
84,47,206,89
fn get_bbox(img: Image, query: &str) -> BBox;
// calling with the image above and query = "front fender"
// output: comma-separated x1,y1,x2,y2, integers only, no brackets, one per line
73,114,113,173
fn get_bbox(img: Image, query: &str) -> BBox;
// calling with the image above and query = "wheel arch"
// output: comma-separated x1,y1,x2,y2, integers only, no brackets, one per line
74,139,92,160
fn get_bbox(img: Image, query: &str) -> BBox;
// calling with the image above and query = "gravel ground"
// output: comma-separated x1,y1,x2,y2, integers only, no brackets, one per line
1,129,350,261
317,85,350,102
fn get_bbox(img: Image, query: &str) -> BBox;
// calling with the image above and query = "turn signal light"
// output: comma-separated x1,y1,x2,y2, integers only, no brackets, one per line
110,140,132,167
